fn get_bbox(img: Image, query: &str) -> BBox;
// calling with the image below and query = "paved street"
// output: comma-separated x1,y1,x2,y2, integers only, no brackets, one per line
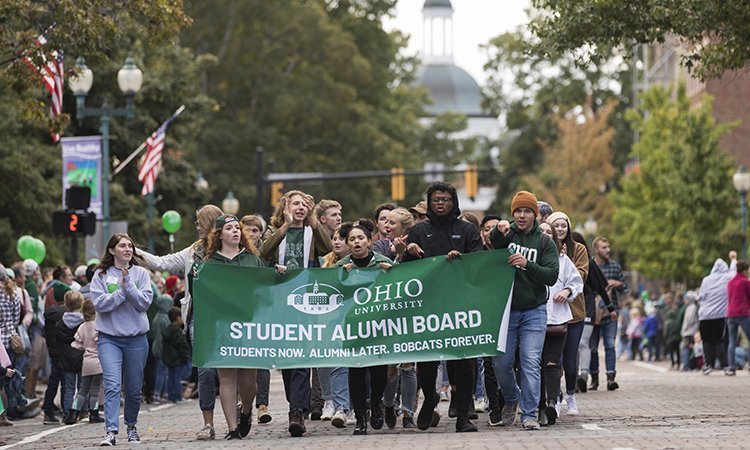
2,358,749,449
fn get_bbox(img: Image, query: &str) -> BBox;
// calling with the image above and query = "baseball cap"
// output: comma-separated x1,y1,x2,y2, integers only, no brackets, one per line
408,201,427,215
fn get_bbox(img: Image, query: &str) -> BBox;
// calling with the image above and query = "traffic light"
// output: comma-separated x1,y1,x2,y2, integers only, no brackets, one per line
270,181,284,206
52,210,96,236
391,167,405,201
464,164,478,200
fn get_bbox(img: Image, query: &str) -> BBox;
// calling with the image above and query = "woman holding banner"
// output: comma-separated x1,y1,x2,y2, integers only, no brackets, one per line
259,190,332,437
202,214,265,440
140,204,223,441
336,219,394,435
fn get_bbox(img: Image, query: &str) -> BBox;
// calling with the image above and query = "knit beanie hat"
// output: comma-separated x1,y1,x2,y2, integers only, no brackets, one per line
215,214,239,229
546,211,570,227
53,282,71,304
510,191,538,216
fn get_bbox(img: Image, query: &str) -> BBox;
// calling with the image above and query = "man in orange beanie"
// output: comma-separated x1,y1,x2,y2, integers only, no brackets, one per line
489,190,559,430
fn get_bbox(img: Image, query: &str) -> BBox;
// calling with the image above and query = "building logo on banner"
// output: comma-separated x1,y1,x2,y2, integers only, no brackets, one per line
287,280,344,315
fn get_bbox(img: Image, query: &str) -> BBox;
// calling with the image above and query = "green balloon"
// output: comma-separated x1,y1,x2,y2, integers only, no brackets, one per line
29,238,46,264
16,235,35,259
161,210,182,234
87,258,100,266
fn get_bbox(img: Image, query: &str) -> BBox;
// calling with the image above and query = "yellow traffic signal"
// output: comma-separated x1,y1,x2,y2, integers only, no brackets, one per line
270,181,284,206
465,164,478,199
391,168,405,201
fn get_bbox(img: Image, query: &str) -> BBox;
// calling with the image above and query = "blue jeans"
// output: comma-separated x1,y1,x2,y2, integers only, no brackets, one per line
561,320,584,395
590,319,617,374
727,316,750,369
43,359,63,417
98,333,148,433
168,365,183,402
474,358,485,399
383,364,417,414
154,359,168,399
318,367,350,410
493,303,547,422
61,371,80,413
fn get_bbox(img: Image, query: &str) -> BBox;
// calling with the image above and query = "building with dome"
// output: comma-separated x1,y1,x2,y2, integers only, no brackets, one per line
415,0,500,211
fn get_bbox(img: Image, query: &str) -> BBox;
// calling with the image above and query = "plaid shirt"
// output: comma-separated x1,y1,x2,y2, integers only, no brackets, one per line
597,259,628,307
0,289,21,348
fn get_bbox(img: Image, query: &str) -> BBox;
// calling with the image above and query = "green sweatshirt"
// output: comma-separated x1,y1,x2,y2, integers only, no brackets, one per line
489,220,559,310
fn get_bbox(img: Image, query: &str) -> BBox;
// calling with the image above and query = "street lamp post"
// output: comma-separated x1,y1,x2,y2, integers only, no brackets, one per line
69,56,143,251
222,191,240,215
733,166,750,259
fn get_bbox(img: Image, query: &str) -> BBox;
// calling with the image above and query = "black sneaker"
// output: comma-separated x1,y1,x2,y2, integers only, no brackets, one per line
384,405,397,429
370,403,384,430
127,425,141,444
288,409,306,437
43,414,60,425
310,404,323,421
417,396,437,430
488,409,502,427
576,376,588,393
402,411,417,428
545,403,557,425
224,428,242,440
99,432,116,446
238,411,252,437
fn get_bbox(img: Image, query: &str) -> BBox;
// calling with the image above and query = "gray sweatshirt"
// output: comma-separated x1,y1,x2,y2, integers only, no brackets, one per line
90,265,153,337
698,259,736,321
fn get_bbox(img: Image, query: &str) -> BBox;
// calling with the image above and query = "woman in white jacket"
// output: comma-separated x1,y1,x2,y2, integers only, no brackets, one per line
139,204,222,441
538,223,583,426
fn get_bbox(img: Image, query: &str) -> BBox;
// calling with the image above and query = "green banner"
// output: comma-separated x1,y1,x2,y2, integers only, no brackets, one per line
193,250,514,369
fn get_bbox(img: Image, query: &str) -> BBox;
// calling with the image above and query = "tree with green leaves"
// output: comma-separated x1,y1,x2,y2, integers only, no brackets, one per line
530,0,750,80
611,83,735,284
482,28,632,216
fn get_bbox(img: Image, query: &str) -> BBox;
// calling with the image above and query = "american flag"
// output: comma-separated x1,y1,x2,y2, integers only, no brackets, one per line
138,113,179,196
23,29,64,143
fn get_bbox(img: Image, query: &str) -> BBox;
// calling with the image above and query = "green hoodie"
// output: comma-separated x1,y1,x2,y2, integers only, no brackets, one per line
489,220,559,310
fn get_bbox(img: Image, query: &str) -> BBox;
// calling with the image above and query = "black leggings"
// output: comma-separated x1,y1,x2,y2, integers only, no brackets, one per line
349,365,388,411
699,319,727,369
418,359,474,416
539,330,567,408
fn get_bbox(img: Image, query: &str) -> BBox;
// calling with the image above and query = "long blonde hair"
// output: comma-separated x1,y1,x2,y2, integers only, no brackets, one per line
270,190,309,229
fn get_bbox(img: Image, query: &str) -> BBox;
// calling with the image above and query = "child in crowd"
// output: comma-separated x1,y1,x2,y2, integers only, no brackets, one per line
161,307,190,403
71,299,104,423
643,304,660,361
56,291,85,425
627,307,645,361
150,294,173,403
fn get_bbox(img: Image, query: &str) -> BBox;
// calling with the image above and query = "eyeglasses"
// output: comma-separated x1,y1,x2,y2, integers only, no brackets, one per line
431,197,452,204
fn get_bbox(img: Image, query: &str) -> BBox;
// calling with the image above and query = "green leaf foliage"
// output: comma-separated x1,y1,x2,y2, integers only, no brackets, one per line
611,83,736,284
530,0,750,80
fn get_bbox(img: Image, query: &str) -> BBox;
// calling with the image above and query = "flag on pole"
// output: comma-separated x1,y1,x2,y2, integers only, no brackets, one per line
23,27,64,143
138,112,180,197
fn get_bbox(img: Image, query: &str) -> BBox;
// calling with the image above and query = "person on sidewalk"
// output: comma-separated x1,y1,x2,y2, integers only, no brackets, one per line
55,291,85,425
71,299,104,423
90,233,154,446
161,307,190,403
726,260,750,374
698,251,737,374
403,181,484,433
489,190,559,431
590,236,628,391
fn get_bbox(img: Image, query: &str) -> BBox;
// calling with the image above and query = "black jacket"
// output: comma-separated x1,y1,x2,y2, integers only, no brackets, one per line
584,257,614,320
56,313,84,373
403,190,483,261
43,305,67,360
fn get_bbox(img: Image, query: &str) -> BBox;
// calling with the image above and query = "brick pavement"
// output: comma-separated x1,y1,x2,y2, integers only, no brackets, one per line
2,359,750,449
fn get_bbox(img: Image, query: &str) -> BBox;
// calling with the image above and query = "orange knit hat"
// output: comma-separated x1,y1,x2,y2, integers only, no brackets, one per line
510,191,539,216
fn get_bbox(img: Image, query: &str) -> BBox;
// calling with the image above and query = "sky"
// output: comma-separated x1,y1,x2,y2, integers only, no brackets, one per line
382,0,532,86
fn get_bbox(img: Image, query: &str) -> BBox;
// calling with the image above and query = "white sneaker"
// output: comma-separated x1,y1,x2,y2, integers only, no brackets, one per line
345,409,356,425
566,395,579,415
474,398,487,413
331,408,346,428
321,400,335,421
